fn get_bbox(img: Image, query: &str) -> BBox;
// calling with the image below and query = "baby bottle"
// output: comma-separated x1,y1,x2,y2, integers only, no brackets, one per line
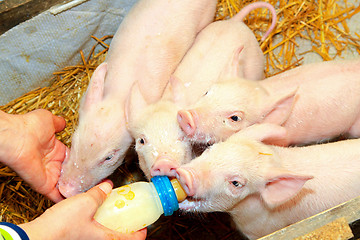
94,176,187,233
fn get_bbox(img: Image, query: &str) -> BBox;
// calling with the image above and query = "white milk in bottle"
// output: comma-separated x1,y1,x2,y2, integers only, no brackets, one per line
94,176,187,233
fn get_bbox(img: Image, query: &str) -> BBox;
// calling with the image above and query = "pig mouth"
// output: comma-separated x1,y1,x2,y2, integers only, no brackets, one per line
191,132,216,145
179,197,210,212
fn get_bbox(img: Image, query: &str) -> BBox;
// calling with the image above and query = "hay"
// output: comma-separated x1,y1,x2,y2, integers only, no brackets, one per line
217,0,360,74
0,0,359,239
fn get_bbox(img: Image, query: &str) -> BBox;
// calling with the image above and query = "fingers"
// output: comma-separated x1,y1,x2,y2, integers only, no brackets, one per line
46,188,65,203
132,228,147,240
87,183,147,240
86,182,113,208
98,182,112,195
52,115,66,133
100,179,114,187
50,139,68,163
117,228,147,240
96,225,148,240
30,109,66,133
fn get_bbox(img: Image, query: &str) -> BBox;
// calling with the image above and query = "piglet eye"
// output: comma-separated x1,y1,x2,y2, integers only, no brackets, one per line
230,115,241,122
99,150,120,165
104,154,114,161
231,181,241,187
203,91,208,96
139,138,145,145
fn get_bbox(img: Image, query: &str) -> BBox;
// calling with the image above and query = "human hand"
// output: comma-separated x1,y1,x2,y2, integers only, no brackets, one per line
19,182,147,240
0,109,68,202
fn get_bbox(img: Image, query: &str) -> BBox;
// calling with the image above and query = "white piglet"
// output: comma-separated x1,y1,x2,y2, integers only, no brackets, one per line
58,0,218,197
126,82,194,179
178,58,360,146
176,123,360,239
126,2,277,179
172,1,277,106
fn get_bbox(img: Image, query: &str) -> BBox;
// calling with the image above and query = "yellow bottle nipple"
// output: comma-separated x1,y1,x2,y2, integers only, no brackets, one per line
170,178,187,202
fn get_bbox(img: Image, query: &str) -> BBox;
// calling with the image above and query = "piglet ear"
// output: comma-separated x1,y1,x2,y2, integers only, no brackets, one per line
219,45,244,80
164,75,187,107
260,168,313,208
82,62,107,111
262,88,298,126
236,123,287,145
125,81,149,127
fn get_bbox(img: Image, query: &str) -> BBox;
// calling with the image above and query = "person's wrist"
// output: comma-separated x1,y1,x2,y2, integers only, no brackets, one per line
19,221,41,240
19,218,60,240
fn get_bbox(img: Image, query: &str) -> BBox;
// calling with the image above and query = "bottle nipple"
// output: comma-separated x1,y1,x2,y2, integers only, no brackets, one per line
170,178,187,202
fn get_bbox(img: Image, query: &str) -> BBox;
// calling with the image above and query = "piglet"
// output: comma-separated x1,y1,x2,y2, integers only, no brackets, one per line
171,1,277,106
126,81,194,179
126,2,277,179
176,123,360,239
57,0,218,197
178,58,360,146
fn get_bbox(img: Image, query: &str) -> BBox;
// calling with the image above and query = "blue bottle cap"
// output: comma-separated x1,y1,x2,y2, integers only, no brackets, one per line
151,176,179,216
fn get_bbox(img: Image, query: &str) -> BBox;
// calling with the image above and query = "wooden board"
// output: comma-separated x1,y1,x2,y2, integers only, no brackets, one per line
259,196,360,239
0,0,70,34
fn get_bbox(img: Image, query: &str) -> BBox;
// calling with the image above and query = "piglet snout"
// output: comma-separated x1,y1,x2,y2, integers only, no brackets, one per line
176,167,196,197
58,180,82,198
151,158,179,177
177,110,197,137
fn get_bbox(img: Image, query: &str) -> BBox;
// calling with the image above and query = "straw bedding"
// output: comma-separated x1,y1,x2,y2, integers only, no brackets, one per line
0,0,359,239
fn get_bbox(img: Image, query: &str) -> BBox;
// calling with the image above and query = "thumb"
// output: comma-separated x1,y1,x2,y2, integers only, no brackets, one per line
86,182,113,208
52,115,66,133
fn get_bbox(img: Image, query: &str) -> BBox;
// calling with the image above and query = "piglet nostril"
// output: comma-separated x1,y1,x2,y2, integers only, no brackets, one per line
176,167,196,197
150,168,162,177
150,158,179,177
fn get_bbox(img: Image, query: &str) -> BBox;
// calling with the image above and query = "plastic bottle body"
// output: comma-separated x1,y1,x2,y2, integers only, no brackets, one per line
94,182,163,233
